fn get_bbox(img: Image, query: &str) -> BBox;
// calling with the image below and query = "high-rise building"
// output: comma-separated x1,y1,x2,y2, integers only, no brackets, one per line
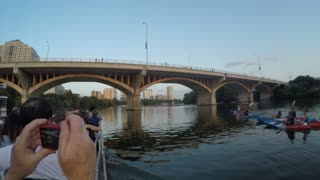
91,90,102,99
91,90,97,97
0,40,40,62
96,91,102,99
120,92,127,101
103,88,117,99
44,85,65,95
167,86,174,100
143,89,154,99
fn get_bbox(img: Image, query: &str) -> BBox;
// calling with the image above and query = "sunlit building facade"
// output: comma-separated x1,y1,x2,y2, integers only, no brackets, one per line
167,86,174,100
91,90,102,99
143,89,154,99
103,88,117,100
44,85,65,95
0,40,40,62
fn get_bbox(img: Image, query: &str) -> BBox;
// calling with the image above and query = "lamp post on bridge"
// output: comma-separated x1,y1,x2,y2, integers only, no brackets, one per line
46,41,50,61
142,22,148,66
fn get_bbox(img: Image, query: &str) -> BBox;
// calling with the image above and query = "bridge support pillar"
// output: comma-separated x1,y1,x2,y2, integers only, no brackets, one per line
197,92,216,106
126,69,146,110
238,91,253,103
260,92,273,101
126,93,142,111
14,67,32,103
21,91,29,103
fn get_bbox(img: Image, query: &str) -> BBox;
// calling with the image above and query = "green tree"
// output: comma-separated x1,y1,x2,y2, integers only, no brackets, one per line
183,91,197,104
216,86,238,102
0,86,21,111
273,75,320,99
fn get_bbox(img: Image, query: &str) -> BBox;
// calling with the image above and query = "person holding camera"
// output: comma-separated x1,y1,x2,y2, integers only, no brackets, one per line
1,114,96,180
0,97,65,179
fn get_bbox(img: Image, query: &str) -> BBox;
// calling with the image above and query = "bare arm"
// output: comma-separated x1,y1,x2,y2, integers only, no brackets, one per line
86,124,101,131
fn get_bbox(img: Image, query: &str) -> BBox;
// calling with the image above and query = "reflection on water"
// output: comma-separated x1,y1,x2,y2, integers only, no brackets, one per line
101,99,320,180
104,106,250,158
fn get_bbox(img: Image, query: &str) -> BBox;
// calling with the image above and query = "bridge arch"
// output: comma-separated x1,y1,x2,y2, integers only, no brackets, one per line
253,83,274,101
253,83,271,93
139,77,212,94
214,81,250,93
213,81,252,103
28,74,134,96
0,78,23,95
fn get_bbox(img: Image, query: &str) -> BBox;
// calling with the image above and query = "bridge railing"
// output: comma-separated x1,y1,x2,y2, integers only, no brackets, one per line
0,57,285,83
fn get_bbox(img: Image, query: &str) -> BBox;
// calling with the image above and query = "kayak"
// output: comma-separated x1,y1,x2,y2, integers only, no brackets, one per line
256,117,279,124
286,124,310,131
257,117,310,130
256,117,284,128
308,121,320,128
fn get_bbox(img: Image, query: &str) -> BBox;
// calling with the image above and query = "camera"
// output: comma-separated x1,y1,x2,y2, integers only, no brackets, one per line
40,124,60,150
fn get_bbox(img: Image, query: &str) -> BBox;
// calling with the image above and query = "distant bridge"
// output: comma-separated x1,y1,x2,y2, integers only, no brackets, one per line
0,58,287,110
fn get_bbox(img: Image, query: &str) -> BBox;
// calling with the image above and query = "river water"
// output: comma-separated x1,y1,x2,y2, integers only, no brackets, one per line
100,99,320,180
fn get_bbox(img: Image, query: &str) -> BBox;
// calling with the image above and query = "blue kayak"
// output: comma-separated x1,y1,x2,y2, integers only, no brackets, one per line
256,117,284,129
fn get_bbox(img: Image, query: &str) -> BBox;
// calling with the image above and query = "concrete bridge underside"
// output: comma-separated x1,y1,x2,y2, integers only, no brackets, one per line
0,63,283,110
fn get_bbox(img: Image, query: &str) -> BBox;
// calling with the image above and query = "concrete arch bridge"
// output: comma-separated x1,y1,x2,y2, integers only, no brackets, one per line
0,60,286,110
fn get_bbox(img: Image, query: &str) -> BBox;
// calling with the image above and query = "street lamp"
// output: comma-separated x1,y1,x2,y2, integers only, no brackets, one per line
46,41,50,61
142,22,148,66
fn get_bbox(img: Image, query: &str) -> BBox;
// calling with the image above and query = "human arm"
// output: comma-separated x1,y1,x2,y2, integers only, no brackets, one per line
86,124,101,131
4,119,55,180
58,114,96,180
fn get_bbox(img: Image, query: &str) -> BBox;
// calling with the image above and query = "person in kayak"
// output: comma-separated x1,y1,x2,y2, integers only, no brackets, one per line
286,112,295,125
237,105,241,112
273,111,282,118
244,109,249,116
303,110,313,125
291,108,296,118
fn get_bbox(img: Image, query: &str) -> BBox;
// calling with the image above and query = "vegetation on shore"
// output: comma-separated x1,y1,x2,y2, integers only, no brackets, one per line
182,86,239,104
273,76,320,99
182,76,320,104
142,99,182,106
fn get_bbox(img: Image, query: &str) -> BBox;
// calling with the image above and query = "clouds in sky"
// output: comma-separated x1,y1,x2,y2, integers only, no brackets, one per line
224,56,281,68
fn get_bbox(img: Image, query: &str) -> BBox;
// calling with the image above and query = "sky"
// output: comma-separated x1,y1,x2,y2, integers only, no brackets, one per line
1,0,320,99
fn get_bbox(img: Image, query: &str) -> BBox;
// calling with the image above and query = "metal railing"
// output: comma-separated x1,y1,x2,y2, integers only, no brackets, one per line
0,57,287,84
95,129,108,180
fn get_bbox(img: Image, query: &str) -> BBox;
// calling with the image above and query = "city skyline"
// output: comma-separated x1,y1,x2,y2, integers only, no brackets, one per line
89,86,177,100
1,1,320,97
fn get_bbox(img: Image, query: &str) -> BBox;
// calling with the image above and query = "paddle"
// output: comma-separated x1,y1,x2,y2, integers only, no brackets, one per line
291,100,296,108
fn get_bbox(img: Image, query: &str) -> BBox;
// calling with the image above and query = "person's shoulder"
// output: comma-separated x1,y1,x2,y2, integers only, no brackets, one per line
0,144,13,169
0,135,11,148
0,143,13,151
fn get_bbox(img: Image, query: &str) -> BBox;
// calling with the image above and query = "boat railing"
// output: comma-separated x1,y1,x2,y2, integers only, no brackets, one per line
95,129,108,180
